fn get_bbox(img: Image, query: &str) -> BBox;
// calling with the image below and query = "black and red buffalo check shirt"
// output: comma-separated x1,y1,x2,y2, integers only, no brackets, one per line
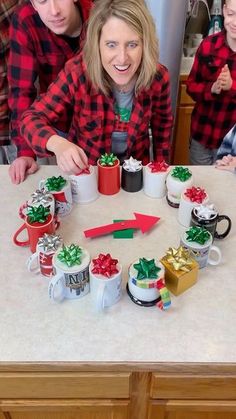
8,0,92,158
0,0,23,145
20,53,173,164
186,30,236,150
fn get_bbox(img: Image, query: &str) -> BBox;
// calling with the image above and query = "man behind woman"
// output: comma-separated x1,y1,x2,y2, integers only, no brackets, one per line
8,0,92,183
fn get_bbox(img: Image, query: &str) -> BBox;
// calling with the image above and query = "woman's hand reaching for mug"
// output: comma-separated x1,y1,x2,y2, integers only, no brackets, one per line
47,135,89,174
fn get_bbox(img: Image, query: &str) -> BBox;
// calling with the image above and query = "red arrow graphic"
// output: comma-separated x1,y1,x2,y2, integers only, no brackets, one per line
84,212,160,238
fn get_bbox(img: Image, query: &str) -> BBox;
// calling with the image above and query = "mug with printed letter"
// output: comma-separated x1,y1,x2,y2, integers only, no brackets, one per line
48,244,90,302
39,175,72,217
190,204,232,240
69,166,98,204
97,153,120,195
13,205,55,253
180,226,222,269
89,253,122,310
143,161,169,199
27,233,62,277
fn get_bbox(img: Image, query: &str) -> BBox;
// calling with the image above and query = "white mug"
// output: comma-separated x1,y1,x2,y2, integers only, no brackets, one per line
39,178,73,217
27,235,62,277
178,187,209,228
143,164,169,199
69,166,98,204
49,248,90,302
128,260,165,302
89,263,122,310
180,230,222,269
166,168,193,207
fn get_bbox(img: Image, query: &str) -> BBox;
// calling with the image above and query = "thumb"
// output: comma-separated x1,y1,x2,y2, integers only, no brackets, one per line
27,161,38,174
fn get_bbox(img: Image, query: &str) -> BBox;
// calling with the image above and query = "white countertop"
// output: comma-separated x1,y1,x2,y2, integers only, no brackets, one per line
0,165,235,364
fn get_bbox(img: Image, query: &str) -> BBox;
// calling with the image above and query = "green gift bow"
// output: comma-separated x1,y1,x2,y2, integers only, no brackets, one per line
133,258,161,280
99,153,118,166
57,244,83,267
171,166,192,182
45,176,66,191
186,226,211,245
27,205,50,224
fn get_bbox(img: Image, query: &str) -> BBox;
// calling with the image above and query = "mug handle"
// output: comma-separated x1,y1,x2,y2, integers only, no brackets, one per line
13,223,29,247
208,245,222,266
26,252,40,274
54,214,60,230
214,215,232,239
48,273,64,302
39,179,46,190
19,201,28,220
96,282,106,311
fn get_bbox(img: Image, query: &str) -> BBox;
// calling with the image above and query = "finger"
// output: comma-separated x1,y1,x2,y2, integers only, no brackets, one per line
8,164,18,184
73,149,88,169
27,161,39,175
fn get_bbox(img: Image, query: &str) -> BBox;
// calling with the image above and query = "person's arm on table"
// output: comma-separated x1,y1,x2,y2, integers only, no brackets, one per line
215,154,236,173
20,58,88,175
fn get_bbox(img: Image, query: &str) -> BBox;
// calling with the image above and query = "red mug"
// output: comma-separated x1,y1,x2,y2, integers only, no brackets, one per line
97,159,120,195
13,214,55,253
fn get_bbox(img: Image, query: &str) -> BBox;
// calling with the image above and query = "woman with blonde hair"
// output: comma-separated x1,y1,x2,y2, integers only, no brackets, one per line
20,0,173,176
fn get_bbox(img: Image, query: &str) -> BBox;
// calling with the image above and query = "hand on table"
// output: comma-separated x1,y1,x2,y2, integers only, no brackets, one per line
215,154,236,172
9,156,39,184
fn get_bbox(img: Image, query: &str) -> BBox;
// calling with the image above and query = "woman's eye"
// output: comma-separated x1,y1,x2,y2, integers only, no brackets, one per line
128,42,138,48
106,42,116,48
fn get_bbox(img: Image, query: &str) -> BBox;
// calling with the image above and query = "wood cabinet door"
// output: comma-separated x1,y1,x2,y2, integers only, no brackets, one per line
149,400,236,419
1,402,129,419
172,106,193,165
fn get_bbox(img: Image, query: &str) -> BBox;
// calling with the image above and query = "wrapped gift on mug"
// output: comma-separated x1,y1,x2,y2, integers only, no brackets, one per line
166,166,193,208
143,160,170,199
121,156,143,192
97,153,120,195
127,257,171,310
19,188,55,220
160,246,199,296
13,205,55,253
89,253,122,310
49,244,90,302
178,186,209,228
40,175,73,217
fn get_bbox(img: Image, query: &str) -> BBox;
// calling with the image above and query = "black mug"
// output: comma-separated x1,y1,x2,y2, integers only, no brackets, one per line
191,207,232,240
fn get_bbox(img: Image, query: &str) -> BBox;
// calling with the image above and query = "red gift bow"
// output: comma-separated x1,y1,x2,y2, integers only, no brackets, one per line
75,167,91,176
91,253,119,278
184,186,207,203
149,161,169,173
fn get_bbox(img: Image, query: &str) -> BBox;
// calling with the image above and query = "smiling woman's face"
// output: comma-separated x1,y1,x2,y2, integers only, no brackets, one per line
99,16,143,89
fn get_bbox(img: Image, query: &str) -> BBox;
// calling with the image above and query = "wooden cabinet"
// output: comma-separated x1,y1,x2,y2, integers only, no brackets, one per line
149,372,236,419
1,366,236,419
171,75,195,165
0,371,130,419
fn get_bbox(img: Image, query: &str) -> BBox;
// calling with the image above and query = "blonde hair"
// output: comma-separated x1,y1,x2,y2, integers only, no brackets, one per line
83,0,159,95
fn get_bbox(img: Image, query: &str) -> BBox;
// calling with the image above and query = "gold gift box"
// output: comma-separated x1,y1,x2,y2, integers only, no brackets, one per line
160,257,199,296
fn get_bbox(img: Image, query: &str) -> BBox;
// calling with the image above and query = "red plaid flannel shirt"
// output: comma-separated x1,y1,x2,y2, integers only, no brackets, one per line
186,30,236,149
0,0,23,145
20,53,173,164
8,0,92,158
